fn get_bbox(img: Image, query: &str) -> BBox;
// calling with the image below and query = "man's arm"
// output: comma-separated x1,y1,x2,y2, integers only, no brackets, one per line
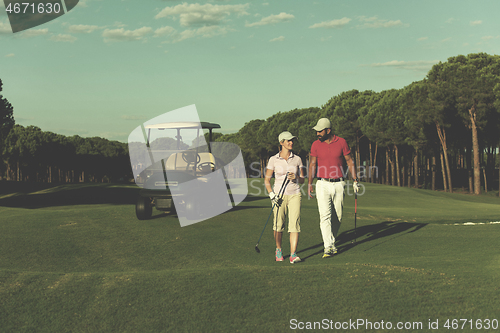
344,153,357,180
344,153,360,193
308,155,317,198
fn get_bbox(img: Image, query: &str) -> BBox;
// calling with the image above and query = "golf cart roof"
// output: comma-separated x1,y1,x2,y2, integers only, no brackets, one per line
145,122,221,130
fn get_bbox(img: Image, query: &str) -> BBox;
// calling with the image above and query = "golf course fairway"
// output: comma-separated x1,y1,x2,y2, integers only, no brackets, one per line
1,181,499,332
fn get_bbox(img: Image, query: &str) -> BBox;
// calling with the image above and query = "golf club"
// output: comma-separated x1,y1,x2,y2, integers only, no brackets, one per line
351,192,357,244
255,175,290,253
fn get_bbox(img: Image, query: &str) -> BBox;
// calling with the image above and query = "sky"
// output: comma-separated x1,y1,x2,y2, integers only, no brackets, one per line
1,0,500,143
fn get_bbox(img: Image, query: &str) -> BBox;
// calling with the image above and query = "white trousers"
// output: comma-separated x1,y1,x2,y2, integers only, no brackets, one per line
316,179,345,250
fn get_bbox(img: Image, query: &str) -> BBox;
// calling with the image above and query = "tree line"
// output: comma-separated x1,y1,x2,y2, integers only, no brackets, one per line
1,125,131,183
1,53,500,193
214,53,500,195
0,79,131,183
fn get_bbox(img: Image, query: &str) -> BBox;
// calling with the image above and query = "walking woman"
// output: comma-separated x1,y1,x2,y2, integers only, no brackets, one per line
264,131,305,263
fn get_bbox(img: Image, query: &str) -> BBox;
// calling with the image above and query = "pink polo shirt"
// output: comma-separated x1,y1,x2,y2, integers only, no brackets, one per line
266,152,304,195
310,136,351,179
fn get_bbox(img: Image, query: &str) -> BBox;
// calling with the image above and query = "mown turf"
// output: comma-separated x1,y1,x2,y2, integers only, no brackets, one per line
0,181,499,332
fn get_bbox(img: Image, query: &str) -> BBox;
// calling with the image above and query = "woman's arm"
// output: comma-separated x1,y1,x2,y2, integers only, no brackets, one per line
264,167,274,194
298,165,306,184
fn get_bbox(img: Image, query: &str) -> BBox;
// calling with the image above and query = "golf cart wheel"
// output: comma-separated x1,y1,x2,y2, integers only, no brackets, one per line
136,196,153,220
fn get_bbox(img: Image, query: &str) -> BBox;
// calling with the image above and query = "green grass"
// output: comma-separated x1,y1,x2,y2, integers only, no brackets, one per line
1,181,499,332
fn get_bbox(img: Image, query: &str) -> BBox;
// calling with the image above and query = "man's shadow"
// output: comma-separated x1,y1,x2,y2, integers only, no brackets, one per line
297,221,427,261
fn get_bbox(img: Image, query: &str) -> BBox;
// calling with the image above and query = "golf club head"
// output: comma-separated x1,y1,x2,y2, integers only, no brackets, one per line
255,245,260,253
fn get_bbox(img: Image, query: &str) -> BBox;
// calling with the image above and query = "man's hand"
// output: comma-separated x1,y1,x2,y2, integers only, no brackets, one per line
269,192,283,207
353,180,360,194
308,183,314,198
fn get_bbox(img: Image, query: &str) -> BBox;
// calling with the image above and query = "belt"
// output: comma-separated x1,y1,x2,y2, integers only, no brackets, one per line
318,177,344,182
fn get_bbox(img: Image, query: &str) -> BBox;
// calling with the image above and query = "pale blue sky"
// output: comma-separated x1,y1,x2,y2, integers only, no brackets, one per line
1,0,500,142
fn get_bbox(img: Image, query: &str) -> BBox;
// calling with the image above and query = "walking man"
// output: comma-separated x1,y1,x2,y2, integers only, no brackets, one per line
307,118,360,258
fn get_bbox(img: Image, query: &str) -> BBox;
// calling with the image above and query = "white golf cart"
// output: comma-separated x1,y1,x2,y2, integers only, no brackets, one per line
135,121,227,220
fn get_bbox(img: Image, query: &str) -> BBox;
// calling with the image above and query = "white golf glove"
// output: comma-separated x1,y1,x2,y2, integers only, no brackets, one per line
353,180,360,194
269,192,283,207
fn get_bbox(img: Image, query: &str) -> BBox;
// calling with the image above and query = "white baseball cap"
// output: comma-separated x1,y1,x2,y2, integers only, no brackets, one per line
278,131,296,142
312,118,331,131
